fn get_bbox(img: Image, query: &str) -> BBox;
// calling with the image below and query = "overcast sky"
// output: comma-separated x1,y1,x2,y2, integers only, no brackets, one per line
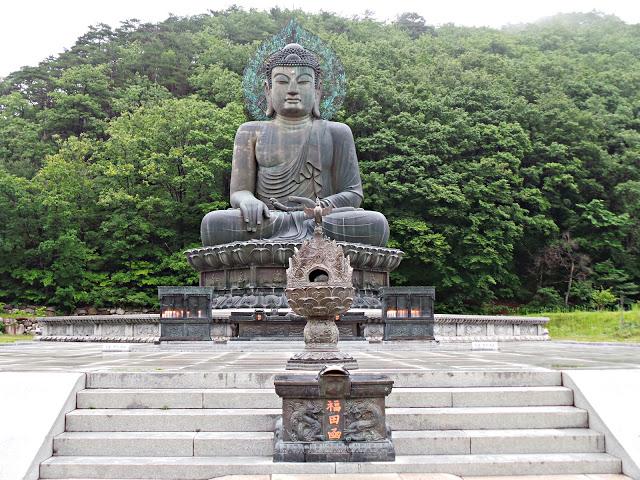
2,0,639,78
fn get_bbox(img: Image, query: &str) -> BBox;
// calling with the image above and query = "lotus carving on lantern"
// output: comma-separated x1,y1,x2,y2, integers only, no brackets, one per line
285,229,354,315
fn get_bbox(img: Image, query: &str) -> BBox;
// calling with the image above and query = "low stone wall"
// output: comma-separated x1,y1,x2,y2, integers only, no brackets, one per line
37,311,549,343
433,314,549,342
38,315,160,343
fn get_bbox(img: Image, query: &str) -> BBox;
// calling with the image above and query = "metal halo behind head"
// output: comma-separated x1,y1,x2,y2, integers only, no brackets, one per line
242,19,346,121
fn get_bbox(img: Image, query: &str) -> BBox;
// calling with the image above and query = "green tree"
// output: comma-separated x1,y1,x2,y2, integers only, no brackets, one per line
0,92,53,176
92,97,245,305
0,8,639,311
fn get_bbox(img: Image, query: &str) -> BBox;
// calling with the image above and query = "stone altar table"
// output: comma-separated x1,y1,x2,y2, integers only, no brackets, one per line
274,365,395,462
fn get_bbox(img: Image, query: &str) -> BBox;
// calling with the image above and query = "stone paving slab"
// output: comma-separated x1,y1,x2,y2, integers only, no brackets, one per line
41,473,633,480
0,341,639,372
51,475,630,480
212,473,633,480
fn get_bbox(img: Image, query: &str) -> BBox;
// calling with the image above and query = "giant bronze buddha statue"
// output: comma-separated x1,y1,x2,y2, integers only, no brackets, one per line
187,32,402,313
200,43,389,247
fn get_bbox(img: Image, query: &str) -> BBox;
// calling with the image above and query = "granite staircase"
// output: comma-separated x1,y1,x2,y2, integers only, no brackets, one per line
40,370,621,479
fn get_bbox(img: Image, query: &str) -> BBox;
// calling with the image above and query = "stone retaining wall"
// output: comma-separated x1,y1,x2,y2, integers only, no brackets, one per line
38,315,160,343
2,317,39,335
37,312,548,343
434,314,549,342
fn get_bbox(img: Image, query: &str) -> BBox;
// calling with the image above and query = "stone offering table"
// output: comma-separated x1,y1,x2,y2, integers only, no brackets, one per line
274,365,395,462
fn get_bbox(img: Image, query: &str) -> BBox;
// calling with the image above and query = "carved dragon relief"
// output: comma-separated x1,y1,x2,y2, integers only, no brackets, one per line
343,399,385,442
284,399,324,441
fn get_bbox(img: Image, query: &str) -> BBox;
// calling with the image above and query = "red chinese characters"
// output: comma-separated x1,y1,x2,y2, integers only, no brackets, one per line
324,399,344,440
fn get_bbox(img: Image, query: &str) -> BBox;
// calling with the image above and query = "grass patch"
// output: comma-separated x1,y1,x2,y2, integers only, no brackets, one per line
544,308,640,343
0,313,38,319
0,334,35,344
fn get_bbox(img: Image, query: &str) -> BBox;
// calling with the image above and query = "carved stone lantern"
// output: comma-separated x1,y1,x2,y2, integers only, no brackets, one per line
285,202,358,370
382,286,435,340
157,286,212,341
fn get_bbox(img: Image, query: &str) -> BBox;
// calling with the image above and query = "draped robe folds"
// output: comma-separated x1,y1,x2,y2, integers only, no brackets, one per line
200,119,390,246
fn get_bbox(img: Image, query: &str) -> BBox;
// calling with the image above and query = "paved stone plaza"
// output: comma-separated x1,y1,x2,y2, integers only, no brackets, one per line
2,341,638,480
0,340,638,372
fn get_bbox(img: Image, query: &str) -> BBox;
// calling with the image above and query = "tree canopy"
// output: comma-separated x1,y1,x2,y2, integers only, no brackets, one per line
1,8,638,312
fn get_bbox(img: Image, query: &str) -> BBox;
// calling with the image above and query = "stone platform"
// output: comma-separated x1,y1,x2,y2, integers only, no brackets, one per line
36,311,549,343
3,340,640,372
185,241,403,309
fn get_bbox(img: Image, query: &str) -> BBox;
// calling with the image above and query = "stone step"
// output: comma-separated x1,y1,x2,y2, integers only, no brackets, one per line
65,409,280,432
39,453,621,479
390,386,573,408
54,432,274,457
53,428,603,457
76,385,573,409
39,477,634,480
85,370,561,389
387,406,587,430
76,388,281,409
66,406,586,432
392,428,604,455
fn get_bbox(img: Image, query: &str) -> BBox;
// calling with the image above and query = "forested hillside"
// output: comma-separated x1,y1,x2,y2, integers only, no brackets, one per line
1,8,638,312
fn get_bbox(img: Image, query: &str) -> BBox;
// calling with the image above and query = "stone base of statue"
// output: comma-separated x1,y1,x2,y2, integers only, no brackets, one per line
274,366,395,462
185,241,403,310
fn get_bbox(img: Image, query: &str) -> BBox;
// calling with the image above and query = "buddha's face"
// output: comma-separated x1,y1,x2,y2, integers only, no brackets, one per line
268,66,318,118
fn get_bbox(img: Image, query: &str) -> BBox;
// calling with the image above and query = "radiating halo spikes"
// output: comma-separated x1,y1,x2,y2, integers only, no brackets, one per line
242,19,346,121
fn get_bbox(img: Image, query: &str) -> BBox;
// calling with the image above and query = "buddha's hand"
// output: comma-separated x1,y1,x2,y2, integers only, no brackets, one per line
239,198,271,232
270,196,318,212
288,196,326,208
270,198,301,212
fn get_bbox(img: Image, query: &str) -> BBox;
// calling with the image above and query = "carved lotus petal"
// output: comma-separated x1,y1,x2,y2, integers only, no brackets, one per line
369,253,385,270
241,295,258,308
359,251,372,267
187,252,204,269
285,286,353,317
388,255,401,270
228,244,246,265
340,244,354,255
250,247,271,265
201,252,219,268
275,246,294,265
218,248,233,267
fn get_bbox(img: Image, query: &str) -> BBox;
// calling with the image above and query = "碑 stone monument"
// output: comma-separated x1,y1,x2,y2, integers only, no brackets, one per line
186,21,403,312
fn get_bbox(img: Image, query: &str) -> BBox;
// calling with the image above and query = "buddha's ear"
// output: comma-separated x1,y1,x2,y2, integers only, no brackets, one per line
264,80,274,117
312,81,322,119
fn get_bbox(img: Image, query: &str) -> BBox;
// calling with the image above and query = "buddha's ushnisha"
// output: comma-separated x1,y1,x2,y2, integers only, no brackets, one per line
200,43,389,246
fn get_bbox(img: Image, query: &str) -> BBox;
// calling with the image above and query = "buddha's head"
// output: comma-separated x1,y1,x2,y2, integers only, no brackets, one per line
263,43,322,119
